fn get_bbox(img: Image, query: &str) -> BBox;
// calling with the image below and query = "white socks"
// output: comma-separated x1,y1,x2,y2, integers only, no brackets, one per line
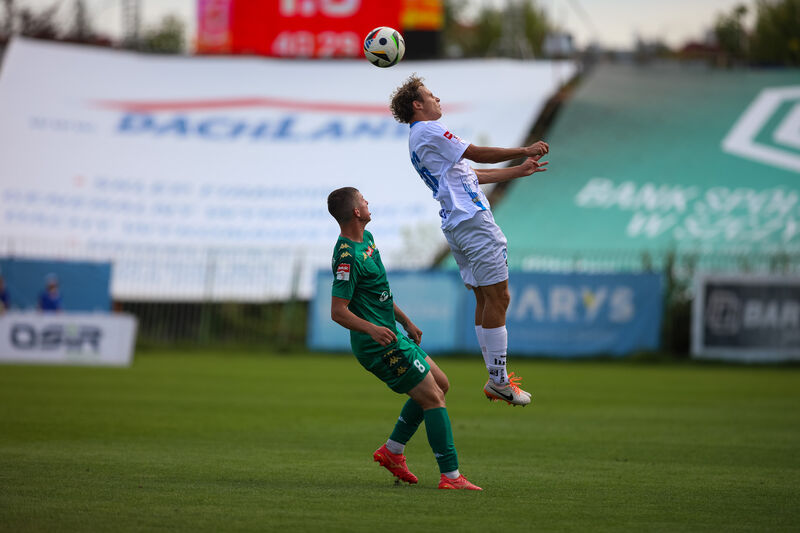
474,325,490,369
443,470,460,479
482,326,508,385
385,439,404,455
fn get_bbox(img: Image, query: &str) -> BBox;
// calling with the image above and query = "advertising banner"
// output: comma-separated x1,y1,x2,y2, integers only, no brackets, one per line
309,269,663,357
498,272,663,356
0,312,137,366
692,274,800,362
0,38,575,300
308,269,467,352
491,64,800,272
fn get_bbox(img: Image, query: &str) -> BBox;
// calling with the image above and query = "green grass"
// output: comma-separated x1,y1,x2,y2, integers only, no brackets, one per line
1,351,799,532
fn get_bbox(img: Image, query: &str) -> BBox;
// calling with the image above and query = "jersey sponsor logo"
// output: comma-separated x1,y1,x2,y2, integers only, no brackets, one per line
336,263,350,280
339,243,351,250
443,130,462,142
379,291,390,302
340,251,352,258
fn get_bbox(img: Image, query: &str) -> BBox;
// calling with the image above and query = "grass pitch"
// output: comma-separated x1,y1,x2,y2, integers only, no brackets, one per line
1,350,798,532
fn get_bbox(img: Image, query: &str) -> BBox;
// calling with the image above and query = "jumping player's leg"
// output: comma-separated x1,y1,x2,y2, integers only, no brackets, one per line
474,281,510,384
476,281,531,405
473,286,491,371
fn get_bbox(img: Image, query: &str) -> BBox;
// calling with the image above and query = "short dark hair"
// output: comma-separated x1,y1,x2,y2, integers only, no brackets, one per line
390,74,424,124
327,187,360,224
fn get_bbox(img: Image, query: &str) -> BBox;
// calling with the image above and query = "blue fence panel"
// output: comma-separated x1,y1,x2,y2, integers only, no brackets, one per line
308,269,467,353
309,269,663,357
460,272,663,357
0,258,112,312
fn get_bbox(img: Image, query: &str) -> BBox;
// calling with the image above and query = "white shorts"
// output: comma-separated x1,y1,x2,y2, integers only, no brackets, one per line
443,210,509,288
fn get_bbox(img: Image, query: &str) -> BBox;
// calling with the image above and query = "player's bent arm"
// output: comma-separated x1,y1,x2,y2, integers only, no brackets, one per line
393,302,422,345
463,144,527,164
463,141,549,164
474,157,548,185
331,296,397,346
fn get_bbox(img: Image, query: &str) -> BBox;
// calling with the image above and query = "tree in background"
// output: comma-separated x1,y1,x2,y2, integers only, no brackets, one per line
749,0,800,65
67,0,91,42
444,0,549,58
0,0,111,47
713,3,748,64
140,14,185,54
4,1,60,41
711,0,800,66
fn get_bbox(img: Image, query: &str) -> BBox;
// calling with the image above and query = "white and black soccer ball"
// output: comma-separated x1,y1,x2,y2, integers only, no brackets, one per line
363,26,405,68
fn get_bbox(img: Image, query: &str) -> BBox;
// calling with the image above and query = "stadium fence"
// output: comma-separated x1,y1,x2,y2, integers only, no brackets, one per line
2,236,798,353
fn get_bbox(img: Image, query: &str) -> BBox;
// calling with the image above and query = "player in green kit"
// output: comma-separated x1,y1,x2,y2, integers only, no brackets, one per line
327,186,481,491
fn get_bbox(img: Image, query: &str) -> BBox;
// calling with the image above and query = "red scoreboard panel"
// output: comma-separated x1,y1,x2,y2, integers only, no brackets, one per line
198,0,403,58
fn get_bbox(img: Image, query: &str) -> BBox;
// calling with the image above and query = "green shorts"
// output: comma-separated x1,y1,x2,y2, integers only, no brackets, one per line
356,335,430,394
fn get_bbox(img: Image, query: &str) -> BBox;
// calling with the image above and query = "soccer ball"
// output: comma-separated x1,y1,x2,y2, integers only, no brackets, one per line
363,26,405,68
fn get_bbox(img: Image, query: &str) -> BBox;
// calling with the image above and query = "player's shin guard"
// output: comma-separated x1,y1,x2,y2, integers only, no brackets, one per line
423,407,458,474
389,398,424,445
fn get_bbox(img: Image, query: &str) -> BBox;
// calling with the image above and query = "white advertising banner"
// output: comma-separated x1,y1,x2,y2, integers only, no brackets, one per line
0,38,575,300
0,311,138,366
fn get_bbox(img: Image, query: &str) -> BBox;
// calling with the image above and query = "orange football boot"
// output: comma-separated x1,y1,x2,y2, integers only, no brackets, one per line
373,444,418,484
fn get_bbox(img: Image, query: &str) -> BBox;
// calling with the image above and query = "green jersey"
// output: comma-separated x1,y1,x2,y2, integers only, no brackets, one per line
331,230,396,356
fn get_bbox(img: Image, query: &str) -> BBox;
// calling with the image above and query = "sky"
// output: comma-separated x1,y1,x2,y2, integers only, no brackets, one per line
9,0,755,50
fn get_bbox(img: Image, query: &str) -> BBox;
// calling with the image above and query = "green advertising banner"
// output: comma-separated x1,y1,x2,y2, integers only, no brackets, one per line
495,63,800,270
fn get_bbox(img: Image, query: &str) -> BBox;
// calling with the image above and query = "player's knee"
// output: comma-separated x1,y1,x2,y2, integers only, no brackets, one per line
487,294,509,314
426,386,446,408
500,288,510,309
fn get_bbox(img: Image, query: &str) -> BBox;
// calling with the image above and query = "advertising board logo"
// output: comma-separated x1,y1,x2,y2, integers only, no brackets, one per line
511,285,635,323
89,98,465,144
705,289,741,336
722,86,800,173
10,323,102,353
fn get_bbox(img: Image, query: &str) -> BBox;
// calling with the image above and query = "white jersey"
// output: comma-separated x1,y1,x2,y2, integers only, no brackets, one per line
408,120,491,230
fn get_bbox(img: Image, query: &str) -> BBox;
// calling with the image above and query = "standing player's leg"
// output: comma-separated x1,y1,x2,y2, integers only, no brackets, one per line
375,357,451,483
406,369,481,490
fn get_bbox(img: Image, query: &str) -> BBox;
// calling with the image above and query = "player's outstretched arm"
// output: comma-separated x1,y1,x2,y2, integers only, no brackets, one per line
393,302,422,345
463,140,549,164
474,155,548,185
331,296,397,346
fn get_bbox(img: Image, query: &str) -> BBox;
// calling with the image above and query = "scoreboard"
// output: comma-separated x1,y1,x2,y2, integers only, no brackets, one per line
197,0,414,58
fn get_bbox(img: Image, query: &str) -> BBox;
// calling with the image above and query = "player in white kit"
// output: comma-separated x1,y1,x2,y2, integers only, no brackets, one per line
390,74,549,406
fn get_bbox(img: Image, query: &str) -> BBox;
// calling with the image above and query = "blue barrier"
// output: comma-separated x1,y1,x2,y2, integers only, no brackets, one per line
308,269,468,353
0,258,112,312
309,269,663,357
462,272,664,357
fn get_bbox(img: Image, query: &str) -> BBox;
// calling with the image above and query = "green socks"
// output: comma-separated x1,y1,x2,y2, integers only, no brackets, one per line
423,407,459,473
389,398,424,444
388,401,459,474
